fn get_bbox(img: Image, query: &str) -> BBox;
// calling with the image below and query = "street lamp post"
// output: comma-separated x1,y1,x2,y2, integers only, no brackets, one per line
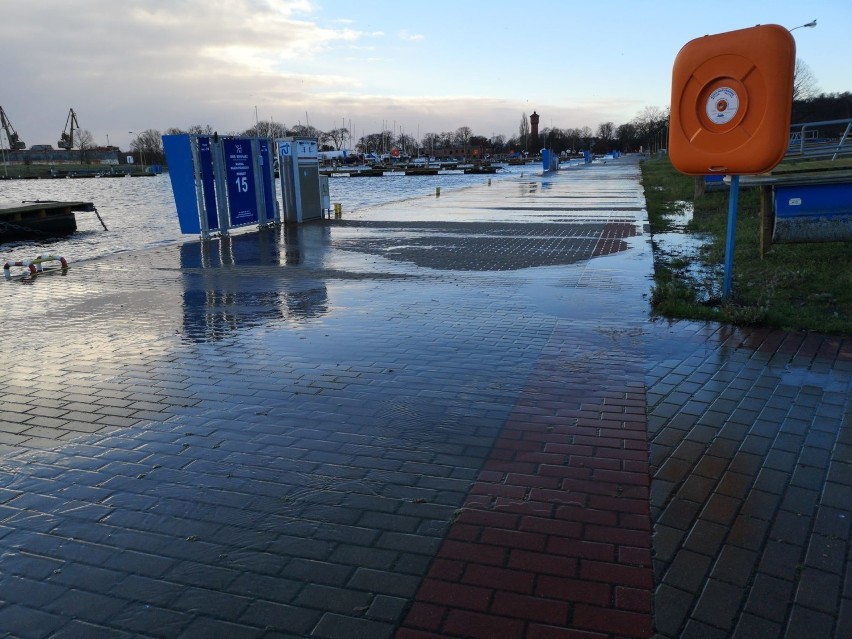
790,19,817,32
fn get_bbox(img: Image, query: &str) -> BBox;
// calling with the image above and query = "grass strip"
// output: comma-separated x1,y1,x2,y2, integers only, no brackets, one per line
641,156,851,336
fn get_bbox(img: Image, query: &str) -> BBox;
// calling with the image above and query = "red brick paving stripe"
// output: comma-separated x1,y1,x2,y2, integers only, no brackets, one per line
444,610,526,639
546,537,616,562
397,334,653,638
526,624,610,639
615,586,652,613
396,630,449,639
462,564,537,594
573,604,653,637
535,575,611,606
427,558,465,582
416,578,493,611
403,602,447,632
507,550,578,578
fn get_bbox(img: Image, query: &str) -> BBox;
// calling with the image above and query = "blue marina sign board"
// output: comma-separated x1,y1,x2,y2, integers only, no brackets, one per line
223,138,259,226
162,134,279,237
197,137,218,231
258,139,276,224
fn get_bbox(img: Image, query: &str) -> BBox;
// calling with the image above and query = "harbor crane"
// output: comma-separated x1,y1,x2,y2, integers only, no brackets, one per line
57,108,80,150
0,106,26,150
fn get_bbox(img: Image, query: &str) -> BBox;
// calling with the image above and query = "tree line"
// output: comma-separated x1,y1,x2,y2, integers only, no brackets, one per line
129,106,672,164
127,89,852,165
128,107,670,164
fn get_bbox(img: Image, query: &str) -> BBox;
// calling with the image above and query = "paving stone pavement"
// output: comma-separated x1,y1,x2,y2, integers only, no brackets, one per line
647,325,851,639
0,156,849,639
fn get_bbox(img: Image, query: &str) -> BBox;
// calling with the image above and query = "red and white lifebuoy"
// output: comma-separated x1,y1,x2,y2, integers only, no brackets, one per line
3,255,68,279
35,255,69,271
3,261,37,279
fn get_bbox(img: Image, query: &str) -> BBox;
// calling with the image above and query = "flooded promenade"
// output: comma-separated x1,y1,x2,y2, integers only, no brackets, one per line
0,156,849,638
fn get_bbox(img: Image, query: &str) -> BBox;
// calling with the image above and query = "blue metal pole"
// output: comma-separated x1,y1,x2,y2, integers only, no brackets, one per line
722,175,740,298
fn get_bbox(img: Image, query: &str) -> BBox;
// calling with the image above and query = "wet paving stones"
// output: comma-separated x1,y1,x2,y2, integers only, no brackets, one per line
647,324,852,639
1,157,850,638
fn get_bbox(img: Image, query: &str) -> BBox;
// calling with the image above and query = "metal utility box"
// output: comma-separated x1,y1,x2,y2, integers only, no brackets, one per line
320,175,330,215
277,137,323,223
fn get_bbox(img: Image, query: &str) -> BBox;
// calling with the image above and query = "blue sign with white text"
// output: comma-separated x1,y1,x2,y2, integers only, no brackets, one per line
197,137,219,230
258,139,276,222
223,138,259,226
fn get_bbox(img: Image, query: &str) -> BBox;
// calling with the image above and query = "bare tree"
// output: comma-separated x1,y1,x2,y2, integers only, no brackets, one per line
579,126,593,149
454,126,472,156
632,106,667,139
75,129,95,163
596,122,615,144
616,122,639,151
164,124,216,136
519,113,530,151
357,131,391,155
793,58,820,102
257,122,289,138
421,132,441,156
322,127,350,150
188,124,215,136
130,129,163,165
395,133,418,155
290,124,321,139
130,129,163,154
631,106,669,152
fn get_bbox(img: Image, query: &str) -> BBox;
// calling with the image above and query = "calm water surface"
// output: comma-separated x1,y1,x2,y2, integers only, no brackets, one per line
0,166,529,264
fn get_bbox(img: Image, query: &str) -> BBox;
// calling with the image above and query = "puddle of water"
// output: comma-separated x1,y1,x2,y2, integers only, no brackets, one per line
652,200,721,301
666,200,694,229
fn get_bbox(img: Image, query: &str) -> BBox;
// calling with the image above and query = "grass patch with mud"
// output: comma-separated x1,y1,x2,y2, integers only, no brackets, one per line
641,156,852,336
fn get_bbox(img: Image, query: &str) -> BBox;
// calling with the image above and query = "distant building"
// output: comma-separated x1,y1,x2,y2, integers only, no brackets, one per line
1,147,125,164
530,112,540,152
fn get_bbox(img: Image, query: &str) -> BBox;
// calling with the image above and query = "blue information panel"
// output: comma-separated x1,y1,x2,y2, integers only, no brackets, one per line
223,138,259,226
197,137,219,231
162,134,201,234
258,139,276,222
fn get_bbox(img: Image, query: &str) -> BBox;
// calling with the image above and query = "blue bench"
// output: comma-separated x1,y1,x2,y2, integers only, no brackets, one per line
737,169,852,256
774,181,852,242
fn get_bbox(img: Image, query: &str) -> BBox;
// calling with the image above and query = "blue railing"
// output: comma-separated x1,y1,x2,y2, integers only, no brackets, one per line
786,118,852,161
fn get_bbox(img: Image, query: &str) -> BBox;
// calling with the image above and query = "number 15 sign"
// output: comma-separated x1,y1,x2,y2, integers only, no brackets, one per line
222,138,260,226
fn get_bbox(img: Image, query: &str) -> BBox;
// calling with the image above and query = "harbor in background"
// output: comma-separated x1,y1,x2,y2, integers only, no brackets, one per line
0,162,535,266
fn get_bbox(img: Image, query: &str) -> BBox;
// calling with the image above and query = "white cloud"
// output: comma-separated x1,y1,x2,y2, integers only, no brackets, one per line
9,0,842,149
398,30,425,42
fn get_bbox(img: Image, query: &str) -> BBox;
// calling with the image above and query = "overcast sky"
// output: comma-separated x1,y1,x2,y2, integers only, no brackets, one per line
1,0,848,150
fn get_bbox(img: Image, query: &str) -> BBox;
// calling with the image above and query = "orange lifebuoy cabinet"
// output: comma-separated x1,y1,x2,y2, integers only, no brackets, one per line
669,24,796,175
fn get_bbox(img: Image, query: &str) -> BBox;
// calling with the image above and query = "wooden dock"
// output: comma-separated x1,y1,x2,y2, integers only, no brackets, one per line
0,200,95,242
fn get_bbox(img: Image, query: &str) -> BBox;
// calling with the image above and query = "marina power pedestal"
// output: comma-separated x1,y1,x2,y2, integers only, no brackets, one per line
277,137,322,223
